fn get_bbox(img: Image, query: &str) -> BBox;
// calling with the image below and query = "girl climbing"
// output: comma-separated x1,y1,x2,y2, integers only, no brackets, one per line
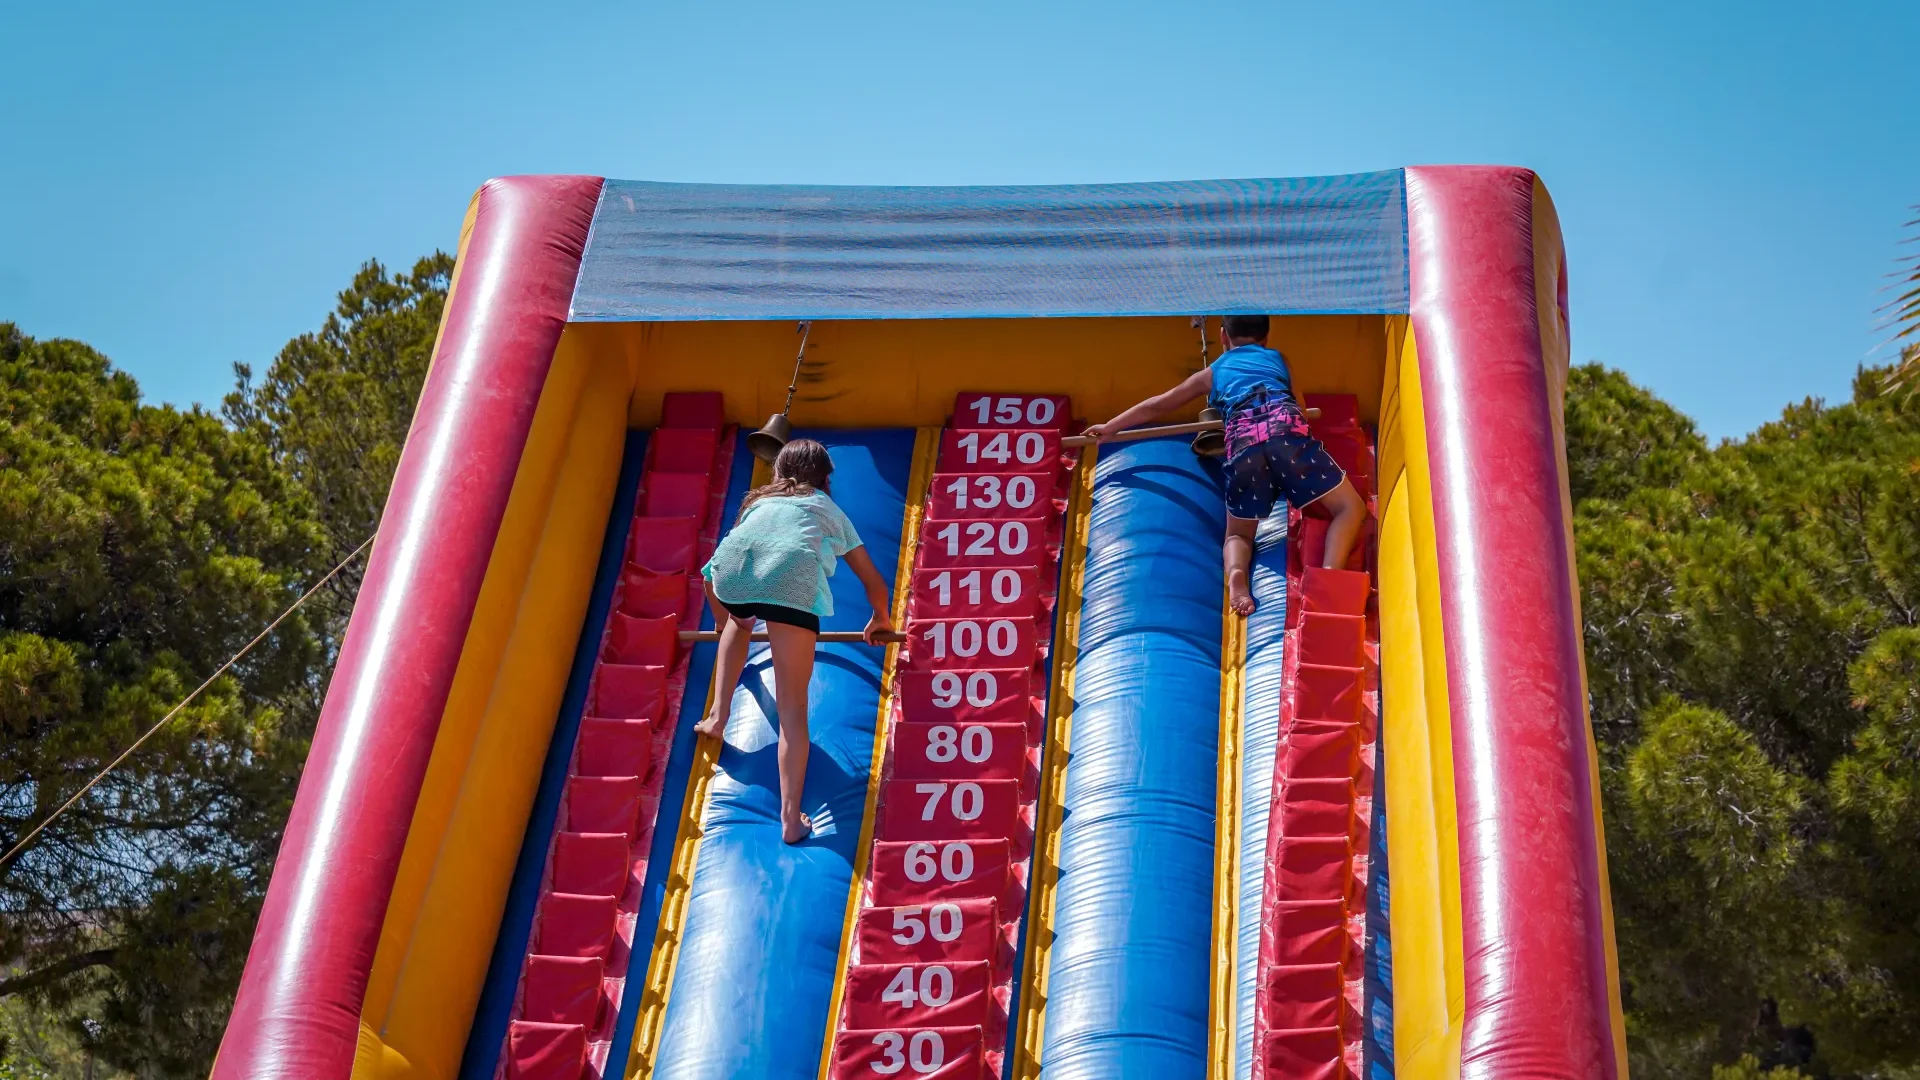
697,438,894,843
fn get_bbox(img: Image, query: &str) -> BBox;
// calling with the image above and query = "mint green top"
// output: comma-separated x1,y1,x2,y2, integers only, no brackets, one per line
702,490,864,617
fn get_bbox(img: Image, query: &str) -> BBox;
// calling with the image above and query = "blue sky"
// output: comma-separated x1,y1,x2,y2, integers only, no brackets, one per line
2,0,1913,439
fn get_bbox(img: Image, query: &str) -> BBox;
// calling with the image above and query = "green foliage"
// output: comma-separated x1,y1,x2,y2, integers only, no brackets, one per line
0,255,445,1077
1570,361,1920,1078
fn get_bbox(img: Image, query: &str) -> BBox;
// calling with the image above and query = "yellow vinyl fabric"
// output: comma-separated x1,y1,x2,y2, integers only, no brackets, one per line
1376,318,1466,1080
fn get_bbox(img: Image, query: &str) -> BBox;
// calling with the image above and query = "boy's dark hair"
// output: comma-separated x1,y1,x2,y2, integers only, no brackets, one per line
1224,314,1270,342
738,438,834,520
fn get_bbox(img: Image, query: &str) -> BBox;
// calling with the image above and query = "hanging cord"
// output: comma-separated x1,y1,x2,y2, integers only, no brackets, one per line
0,533,378,874
1192,314,1212,370
780,320,813,417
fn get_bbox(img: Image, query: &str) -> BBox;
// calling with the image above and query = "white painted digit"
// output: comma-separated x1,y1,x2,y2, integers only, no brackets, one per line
974,475,1002,508
871,1031,906,1074
998,521,1028,554
940,842,973,880
994,396,1022,424
929,902,962,942
926,725,958,762
930,570,952,606
882,966,918,1007
919,965,954,1007
965,671,997,707
969,396,992,424
922,621,946,659
1007,474,1036,508
916,782,947,821
936,522,960,556
892,907,926,945
958,431,980,463
1027,398,1057,425
952,621,981,657
944,476,969,509
991,569,1020,604
961,725,991,763
931,671,962,707
982,432,1011,463
986,620,1017,657
964,522,995,555
909,1031,945,1073
905,843,938,882
1015,432,1045,464
959,570,982,604
951,782,983,821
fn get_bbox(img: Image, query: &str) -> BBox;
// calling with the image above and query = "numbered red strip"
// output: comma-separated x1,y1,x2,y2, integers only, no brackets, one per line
827,393,1076,1080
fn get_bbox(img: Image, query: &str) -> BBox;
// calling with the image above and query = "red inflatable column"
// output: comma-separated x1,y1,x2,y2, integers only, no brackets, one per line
1405,165,1617,1080
215,175,605,1080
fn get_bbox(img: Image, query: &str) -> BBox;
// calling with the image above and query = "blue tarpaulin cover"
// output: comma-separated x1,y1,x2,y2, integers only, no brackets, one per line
571,172,1408,321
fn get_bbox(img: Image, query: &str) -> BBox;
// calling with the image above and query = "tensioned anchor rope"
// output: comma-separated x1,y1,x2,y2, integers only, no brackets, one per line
0,533,378,875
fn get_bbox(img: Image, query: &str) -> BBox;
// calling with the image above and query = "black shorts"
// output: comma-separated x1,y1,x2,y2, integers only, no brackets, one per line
713,597,820,634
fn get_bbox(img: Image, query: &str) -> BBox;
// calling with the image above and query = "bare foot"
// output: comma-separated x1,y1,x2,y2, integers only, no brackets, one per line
1228,570,1257,616
694,710,729,741
782,812,813,845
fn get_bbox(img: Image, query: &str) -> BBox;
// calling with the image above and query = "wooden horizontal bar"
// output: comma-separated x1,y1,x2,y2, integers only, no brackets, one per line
677,629,908,644
1059,407,1320,448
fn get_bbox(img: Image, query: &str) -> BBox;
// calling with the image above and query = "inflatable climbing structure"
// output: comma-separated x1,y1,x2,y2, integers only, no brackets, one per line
215,168,1627,1080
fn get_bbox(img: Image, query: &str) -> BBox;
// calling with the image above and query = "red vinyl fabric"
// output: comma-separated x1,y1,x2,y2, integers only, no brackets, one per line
213,175,604,1080
1405,165,1617,1079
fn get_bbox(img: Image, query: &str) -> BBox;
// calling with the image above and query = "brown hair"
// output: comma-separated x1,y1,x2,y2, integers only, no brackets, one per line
737,438,834,521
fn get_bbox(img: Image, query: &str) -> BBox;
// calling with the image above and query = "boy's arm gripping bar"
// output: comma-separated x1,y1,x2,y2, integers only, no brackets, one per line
678,629,909,644
1060,407,1320,448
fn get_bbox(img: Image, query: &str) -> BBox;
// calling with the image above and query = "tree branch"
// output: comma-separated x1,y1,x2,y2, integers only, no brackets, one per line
0,947,117,998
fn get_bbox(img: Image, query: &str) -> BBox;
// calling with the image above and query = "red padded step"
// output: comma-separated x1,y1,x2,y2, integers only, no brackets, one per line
1283,721,1360,781
627,516,700,574
520,954,605,1028
919,519,1054,570
880,779,1021,842
951,391,1071,431
575,717,653,779
533,892,618,959
1298,613,1366,669
564,775,642,836
1294,665,1365,726
506,1020,587,1080
902,618,1041,672
937,429,1062,473
1276,778,1356,840
649,427,719,474
911,566,1045,620
869,840,1010,906
830,1026,985,1080
604,612,678,667
926,472,1059,521
593,664,666,720
1270,899,1349,966
1301,567,1369,617
1265,963,1347,1029
897,668,1032,727
641,472,712,520
1274,836,1353,897
619,569,689,622
891,723,1027,783
844,960,993,1029
550,831,631,897
661,391,724,430
856,898,999,968
1264,1026,1346,1080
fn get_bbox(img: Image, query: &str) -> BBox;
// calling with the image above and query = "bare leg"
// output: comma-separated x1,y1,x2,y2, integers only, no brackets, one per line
1317,478,1368,570
766,620,819,844
695,583,752,740
1224,515,1258,616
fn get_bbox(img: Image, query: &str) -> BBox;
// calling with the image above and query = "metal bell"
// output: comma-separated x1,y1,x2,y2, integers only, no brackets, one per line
1191,407,1226,457
748,412,793,463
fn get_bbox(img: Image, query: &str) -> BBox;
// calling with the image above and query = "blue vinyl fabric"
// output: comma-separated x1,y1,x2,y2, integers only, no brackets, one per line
603,436,758,1075
1365,732,1396,1078
459,432,650,1080
1233,515,1290,1078
571,173,1409,321
1038,438,1226,1080
650,429,913,1080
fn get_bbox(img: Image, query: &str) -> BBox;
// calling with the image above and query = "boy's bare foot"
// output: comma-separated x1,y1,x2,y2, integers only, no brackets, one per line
694,710,729,740
782,811,813,845
1228,570,1257,616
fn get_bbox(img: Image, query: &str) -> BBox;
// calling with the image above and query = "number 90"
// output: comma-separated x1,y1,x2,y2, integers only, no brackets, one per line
930,671,998,709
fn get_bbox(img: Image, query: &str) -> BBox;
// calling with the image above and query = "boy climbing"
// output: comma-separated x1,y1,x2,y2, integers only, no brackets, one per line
698,438,894,843
1084,314,1367,616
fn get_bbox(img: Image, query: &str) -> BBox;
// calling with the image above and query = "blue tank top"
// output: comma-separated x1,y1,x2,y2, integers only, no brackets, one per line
1207,344,1295,413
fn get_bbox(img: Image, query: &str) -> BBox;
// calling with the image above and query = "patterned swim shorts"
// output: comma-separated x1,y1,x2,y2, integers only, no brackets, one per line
1222,396,1346,520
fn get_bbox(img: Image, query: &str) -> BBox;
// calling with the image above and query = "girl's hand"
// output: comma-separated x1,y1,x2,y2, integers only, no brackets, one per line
1081,423,1111,442
863,611,894,646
